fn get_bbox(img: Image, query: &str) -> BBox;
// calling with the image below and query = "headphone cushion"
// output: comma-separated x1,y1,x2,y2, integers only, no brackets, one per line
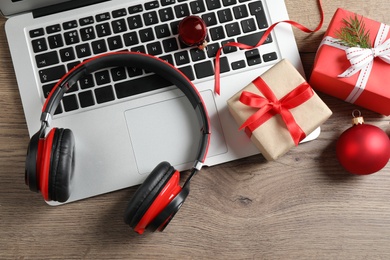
49,128,75,202
124,161,175,228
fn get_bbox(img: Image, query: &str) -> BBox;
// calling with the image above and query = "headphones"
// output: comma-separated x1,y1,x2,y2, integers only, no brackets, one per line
25,52,211,234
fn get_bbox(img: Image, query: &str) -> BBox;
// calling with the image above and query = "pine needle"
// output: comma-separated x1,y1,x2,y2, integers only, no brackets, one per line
335,14,372,48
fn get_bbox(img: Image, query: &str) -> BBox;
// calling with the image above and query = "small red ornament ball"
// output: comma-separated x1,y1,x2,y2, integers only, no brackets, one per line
336,115,390,175
178,15,207,48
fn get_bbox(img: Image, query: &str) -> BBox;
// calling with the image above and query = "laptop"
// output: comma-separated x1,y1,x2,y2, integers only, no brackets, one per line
2,0,320,204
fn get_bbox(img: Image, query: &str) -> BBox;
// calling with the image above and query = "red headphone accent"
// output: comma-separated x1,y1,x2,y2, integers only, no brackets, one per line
39,129,56,201
134,171,182,234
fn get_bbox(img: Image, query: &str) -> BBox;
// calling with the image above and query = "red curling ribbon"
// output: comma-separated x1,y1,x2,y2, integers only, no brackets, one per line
214,0,324,95
239,77,314,145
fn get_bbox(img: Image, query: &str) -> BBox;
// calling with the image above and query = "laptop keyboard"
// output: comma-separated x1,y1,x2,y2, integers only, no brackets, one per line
28,0,278,115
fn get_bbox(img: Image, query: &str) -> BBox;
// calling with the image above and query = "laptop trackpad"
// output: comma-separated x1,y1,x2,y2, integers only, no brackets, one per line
124,90,227,174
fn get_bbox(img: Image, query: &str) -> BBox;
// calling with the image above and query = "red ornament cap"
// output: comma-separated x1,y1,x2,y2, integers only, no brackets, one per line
178,15,208,50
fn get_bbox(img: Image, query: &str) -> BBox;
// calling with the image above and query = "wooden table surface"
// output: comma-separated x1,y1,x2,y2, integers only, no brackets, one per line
1,0,390,259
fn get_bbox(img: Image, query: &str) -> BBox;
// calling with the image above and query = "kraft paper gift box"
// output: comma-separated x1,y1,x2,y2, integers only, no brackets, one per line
310,8,390,115
227,59,332,161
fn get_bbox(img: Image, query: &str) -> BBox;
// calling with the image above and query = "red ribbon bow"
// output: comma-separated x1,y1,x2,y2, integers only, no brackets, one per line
239,77,314,145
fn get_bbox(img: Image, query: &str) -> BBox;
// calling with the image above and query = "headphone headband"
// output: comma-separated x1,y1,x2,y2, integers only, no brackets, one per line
42,52,211,165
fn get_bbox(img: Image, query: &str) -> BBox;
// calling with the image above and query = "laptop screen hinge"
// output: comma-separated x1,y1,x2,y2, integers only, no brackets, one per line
32,0,111,18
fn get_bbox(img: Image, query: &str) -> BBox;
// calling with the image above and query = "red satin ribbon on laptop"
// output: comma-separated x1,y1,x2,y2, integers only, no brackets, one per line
214,0,324,95
239,77,314,145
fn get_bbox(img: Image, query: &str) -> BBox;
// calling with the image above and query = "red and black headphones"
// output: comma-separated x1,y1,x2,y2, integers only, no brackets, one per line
25,52,211,234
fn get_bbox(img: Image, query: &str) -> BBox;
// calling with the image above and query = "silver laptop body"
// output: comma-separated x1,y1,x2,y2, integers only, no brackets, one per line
2,0,320,204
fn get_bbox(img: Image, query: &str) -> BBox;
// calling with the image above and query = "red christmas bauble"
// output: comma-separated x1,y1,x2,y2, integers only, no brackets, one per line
336,114,390,175
178,15,208,49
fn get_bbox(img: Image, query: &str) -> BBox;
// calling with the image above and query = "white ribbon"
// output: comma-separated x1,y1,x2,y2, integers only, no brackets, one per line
320,23,390,103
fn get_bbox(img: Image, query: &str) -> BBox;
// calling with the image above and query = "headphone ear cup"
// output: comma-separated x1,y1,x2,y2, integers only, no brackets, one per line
25,131,41,192
48,128,75,202
124,161,176,232
148,185,190,232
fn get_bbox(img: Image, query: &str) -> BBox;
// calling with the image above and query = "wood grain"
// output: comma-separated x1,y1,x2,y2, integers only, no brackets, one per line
1,1,390,259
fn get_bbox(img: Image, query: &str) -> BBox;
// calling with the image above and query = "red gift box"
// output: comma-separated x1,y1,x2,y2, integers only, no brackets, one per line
310,8,390,115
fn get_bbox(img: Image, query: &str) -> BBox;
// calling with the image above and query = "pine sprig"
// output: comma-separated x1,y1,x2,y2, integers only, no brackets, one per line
335,14,372,48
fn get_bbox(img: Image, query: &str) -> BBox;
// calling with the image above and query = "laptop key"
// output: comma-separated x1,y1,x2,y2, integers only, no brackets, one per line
222,39,237,53
241,18,256,33
115,74,172,99
231,60,246,70
190,48,206,62
245,49,261,65
123,32,139,46
79,90,95,108
96,23,112,37
222,0,236,6
237,31,272,47
155,24,171,38
161,0,176,6
107,35,124,50
95,70,110,85
91,39,108,54
39,65,66,83
75,43,92,58
62,94,79,112
159,7,175,22
143,11,159,26
209,26,225,41
158,54,174,66
147,42,163,55
79,16,94,26
79,75,95,89
206,42,220,58
64,30,80,45
31,38,48,53
35,51,59,68
29,28,44,38
162,38,179,52
128,15,143,30
145,1,160,10
218,56,230,73
80,27,96,41
112,8,127,18
225,22,241,37
174,51,190,66
96,12,111,22
170,21,180,35
179,65,195,80
190,0,206,14
263,52,277,62
202,13,217,26
111,67,127,81
128,5,144,14
233,5,248,19
139,28,155,42
48,34,64,49
95,85,115,104
112,19,128,33
206,0,221,10
249,1,268,29
174,4,190,18
63,20,78,30
217,9,233,23
194,61,214,78
46,24,61,34
42,83,56,98
67,61,80,71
